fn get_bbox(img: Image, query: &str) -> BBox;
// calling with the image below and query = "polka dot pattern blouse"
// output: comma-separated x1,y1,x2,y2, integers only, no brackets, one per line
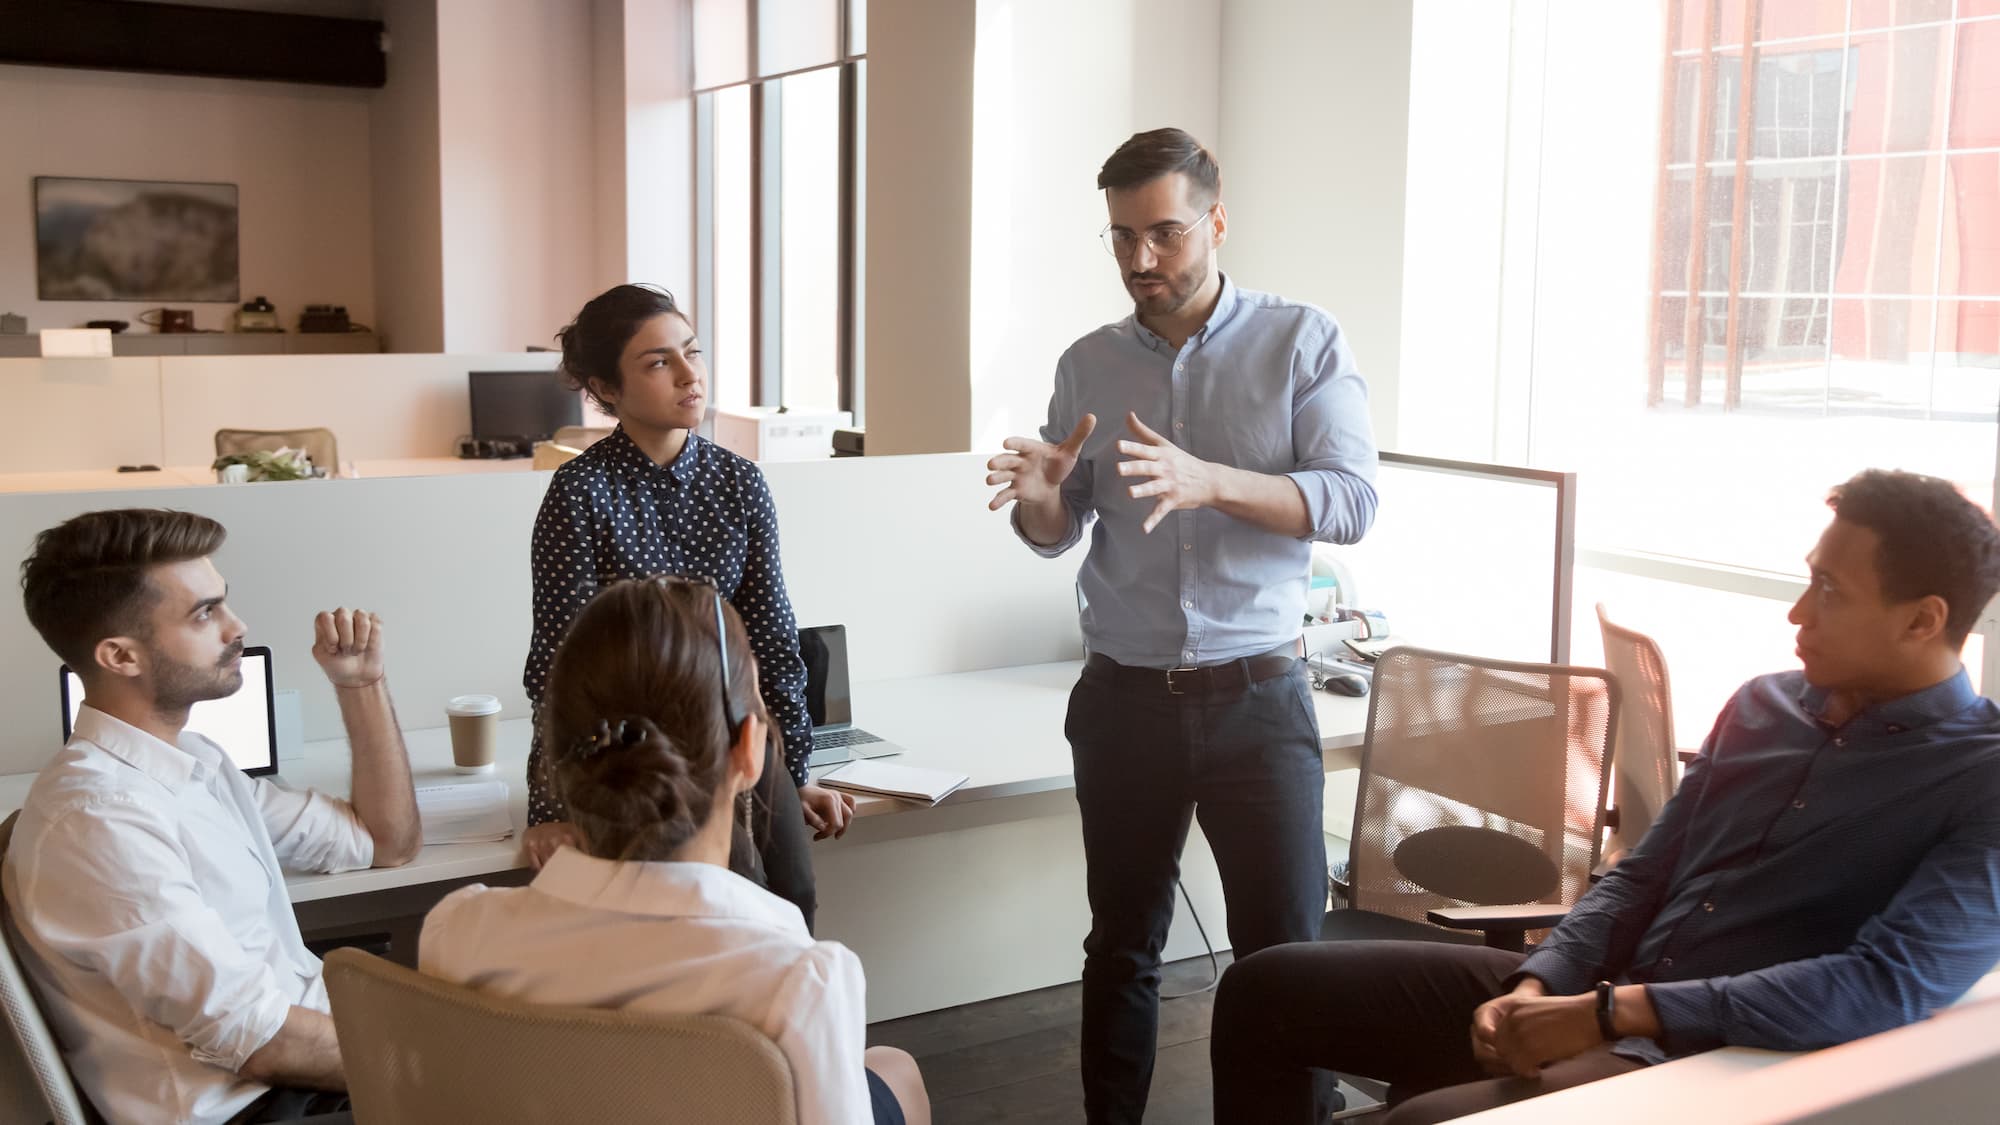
523,426,814,825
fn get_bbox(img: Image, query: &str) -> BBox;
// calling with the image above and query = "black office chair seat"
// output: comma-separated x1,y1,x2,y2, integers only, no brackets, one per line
1319,906,1483,945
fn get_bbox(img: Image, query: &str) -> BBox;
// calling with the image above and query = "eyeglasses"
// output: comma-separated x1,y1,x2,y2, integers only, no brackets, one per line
1101,208,1214,260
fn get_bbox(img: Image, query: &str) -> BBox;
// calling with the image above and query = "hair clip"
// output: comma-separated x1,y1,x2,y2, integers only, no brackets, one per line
572,717,650,759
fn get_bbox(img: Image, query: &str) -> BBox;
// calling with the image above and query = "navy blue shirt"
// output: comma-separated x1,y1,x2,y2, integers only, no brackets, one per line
523,427,813,827
1519,668,2000,1062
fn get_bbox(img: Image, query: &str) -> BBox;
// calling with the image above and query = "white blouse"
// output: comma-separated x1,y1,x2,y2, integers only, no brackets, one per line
420,849,874,1125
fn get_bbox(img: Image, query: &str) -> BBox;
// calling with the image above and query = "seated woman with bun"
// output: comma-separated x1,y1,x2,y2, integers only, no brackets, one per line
420,577,929,1125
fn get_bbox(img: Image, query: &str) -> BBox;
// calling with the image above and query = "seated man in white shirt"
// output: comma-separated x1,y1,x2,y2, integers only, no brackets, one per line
420,576,929,1125
2,509,422,1125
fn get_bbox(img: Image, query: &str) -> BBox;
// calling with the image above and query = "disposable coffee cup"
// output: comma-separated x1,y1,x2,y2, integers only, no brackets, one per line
446,694,502,773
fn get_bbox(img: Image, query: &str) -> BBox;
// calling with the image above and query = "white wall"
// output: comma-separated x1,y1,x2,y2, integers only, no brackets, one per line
370,0,447,353
619,0,697,296
967,0,1222,453
1216,0,1413,449
435,0,603,353
0,64,376,336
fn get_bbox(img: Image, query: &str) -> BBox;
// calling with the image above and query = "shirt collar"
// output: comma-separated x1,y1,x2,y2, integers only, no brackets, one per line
69,705,222,791
1797,666,1981,736
529,848,808,935
597,424,704,484
1131,271,1240,352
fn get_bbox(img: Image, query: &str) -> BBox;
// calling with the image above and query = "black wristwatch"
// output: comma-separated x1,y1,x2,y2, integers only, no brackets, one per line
1594,980,1618,1041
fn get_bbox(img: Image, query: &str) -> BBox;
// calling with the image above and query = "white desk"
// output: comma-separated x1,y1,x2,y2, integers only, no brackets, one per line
173,659,1371,904
0,458,536,495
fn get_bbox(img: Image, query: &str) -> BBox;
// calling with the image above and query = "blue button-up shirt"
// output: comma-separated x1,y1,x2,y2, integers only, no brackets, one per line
1519,668,2000,1063
1015,275,1379,669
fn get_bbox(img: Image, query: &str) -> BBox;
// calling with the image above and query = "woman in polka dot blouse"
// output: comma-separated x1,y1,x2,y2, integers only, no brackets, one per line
520,284,852,929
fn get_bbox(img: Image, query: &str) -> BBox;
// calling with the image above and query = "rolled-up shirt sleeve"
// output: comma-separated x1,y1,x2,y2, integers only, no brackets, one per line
255,777,374,874
1012,353,1096,559
1287,319,1379,545
22,801,294,1073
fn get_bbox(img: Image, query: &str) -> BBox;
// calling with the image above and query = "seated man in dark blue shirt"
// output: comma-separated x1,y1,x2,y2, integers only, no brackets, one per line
1209,469,2000,1125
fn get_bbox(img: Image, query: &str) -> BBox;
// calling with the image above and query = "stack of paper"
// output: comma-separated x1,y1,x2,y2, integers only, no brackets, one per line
415,780,514,844
818,760,968,806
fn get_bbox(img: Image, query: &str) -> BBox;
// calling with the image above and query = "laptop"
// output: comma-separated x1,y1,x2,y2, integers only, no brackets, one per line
800,625,906,769
60,645,280,777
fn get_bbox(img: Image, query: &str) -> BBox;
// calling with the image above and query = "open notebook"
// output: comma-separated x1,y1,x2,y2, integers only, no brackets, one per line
414,780,514,843
818,760,968,806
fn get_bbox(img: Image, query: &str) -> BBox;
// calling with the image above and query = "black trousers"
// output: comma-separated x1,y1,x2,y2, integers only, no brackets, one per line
1210,940,1646,1124
1065,660,1330,1125
736,735,818,933
226,1088,351,1124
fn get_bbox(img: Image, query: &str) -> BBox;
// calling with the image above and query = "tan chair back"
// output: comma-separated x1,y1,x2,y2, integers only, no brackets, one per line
1596,604,1680,855
0,813,98,1125
213,428,340,474
1348,646,1618,928
551,426,613,451
323,948,798,1124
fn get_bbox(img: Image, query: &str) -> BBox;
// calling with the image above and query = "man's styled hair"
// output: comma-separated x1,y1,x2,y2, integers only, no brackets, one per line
20,509,228,670
1827,469,2000,647
1097,127,1222,207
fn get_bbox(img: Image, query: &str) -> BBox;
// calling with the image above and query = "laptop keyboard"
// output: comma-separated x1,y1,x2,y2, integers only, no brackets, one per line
816,728,884,750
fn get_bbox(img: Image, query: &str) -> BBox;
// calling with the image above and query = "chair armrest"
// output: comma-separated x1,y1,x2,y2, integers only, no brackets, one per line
1428,904,1572,930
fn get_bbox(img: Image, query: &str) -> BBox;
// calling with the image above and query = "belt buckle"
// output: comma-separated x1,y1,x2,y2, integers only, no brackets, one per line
1165,666,1198,695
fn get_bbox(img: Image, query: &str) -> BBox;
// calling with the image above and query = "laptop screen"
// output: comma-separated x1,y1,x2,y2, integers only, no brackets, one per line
798,625,853,730
60,646,279,776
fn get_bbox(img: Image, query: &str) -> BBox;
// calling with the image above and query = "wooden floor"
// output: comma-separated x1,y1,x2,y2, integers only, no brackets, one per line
868,951,1237,1125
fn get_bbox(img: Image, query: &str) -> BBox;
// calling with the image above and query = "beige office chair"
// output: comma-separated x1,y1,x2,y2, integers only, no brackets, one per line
1325,646,1619,951
323,948,798,1124
213,428,340,475
0,813,99,1125
1596,604,1681,861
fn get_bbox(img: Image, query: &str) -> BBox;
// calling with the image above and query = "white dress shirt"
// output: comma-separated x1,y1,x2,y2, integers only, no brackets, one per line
0,706,374,1125
420,849,874,1125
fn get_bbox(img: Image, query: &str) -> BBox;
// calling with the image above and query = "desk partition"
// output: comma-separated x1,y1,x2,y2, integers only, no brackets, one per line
1333,452,1576,664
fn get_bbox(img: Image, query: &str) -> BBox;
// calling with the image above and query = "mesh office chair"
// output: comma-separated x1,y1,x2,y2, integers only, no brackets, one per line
213,428,340,475
1325,647,1619,951
323,948,799,1124
1595,604,1681,861
0,813,99,1125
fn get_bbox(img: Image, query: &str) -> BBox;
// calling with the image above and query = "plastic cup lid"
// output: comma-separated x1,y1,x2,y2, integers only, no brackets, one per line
446,693,502,716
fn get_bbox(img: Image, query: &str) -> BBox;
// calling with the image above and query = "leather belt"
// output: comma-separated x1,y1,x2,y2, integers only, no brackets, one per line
1083,642,1301,697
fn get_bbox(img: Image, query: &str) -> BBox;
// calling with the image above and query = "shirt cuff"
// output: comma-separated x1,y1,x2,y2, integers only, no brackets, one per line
1513,947,1596,997
186,976,293,1074
1011,503,1081,557
1640,978,1729,1055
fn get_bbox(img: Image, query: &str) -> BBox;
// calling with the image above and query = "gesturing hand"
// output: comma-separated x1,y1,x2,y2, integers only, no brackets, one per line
1116,412,1218,533
312,608,385,689
986,414,1097,511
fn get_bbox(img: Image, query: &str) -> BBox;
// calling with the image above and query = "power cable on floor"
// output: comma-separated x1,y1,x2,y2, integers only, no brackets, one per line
1159,878,1221,1000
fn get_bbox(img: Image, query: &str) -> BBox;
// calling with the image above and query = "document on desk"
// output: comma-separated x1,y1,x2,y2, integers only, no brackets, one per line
415,780,514,843
819,760,968,806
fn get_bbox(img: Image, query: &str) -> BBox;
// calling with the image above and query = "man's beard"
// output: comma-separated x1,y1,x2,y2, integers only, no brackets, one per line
1126,258,1209,318
152,641,245,712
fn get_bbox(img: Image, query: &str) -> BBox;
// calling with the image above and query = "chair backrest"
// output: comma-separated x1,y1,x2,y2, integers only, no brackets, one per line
1348,646,1619,928
213,428,340,474
0,813,97,1125
1596,603,1680,855
551,425,613,451
323,948,799,1125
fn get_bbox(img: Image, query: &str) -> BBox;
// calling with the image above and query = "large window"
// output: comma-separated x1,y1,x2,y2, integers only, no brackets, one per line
1404,0,1999,732
693,0,866,417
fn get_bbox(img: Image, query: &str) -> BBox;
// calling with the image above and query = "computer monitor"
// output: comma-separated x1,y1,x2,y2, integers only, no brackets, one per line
468,371,583,442
798,624,854,730
59,645,279,776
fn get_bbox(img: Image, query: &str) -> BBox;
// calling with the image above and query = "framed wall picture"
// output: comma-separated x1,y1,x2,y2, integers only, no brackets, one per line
34,176,241,302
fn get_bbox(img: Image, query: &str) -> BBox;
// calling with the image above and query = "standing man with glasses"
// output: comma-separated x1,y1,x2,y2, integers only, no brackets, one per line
984,127,1379,1122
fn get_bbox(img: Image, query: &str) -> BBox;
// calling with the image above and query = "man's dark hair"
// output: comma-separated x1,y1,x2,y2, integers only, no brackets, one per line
20,509,227,671
1097,127,1222,206
1827,469,2000,647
